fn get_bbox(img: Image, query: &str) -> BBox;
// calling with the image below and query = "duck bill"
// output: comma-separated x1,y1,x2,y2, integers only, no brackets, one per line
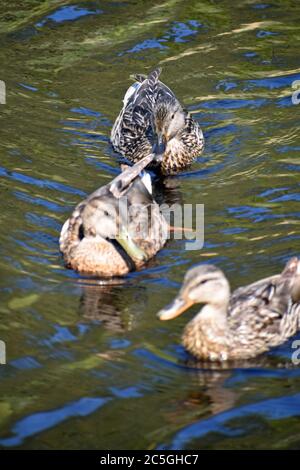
157,296,194,321
117,227,147,262
154,133,166,156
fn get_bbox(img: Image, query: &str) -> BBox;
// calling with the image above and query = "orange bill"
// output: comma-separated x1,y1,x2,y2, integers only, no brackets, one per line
157,296,194,320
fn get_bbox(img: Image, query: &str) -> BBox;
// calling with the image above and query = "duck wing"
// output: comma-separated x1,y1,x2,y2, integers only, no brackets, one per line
131,67,162,110
132,72,178,104
111,68,162,160
59,157,155,255
115,68,162,129
228,257,300,341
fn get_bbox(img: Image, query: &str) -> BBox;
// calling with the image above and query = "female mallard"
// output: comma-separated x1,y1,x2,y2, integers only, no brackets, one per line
157,259,300,361
60,159,168,277
111,68,204,175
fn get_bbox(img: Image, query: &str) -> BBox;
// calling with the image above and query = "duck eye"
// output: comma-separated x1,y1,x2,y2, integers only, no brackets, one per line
104,210,109,217
194,279,208,288
171,113,175,119
198,276,218,287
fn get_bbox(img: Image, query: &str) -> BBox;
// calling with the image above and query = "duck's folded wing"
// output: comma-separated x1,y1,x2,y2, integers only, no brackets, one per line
228,279,285,342
131,70,176,99
131,68,161,109
230,258,299,316
120,68,161,120
229,275,279,311
229,258,300,337
59,209,83,256
156,80,177,103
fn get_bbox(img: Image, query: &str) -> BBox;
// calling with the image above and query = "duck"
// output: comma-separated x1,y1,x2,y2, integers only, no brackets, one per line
157,258,300,361
59,156,168,277
111,67,204,175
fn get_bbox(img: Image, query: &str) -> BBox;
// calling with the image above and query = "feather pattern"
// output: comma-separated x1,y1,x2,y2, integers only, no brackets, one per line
59,162,168,277
158,259,300,361
111,68,204,175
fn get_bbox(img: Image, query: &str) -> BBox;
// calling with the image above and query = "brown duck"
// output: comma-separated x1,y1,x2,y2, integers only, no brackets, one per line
111,68,204,175
60,156,168,277
157,258,300,361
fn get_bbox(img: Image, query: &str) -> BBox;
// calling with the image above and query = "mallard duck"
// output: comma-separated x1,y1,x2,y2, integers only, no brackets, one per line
157,258,300,361
111,67,204,175
60,157,168,277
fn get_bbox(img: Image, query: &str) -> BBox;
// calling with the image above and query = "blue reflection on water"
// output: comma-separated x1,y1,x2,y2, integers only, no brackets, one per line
257,30,279,38
160,393,300,450
18,83,38,92
13,191,70,213
10,356,42,370
36,5,103,28
0,166,86,196
201,98,267,110
245,72,300,90
122,20,203,55
169,20,202,43
252,3,271,9
125,39,168,54
40,324,90,347
110,386,143,398
0,396,110,447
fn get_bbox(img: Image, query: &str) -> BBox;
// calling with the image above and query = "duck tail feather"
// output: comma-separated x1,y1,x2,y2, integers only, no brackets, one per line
147,67,162,96
130,68,160,111
120,165,152,194
140,170,152,195
134,67,160,111
147,67,162,83
281,257,299,277
281,257,300,303
130,73,147,83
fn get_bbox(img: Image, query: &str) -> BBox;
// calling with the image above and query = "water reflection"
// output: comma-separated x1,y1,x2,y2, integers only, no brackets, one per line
0,0,300,450
79,280,141,332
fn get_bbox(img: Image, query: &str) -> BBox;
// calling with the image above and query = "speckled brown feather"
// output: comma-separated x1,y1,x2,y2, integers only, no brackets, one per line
180,259,300,361
60,170,168,277
111,68,204,175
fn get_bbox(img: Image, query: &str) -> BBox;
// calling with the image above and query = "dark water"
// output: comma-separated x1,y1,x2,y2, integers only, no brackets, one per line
0,0,300,450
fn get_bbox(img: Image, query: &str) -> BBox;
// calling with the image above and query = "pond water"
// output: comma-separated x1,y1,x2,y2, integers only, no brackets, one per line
0,0,300,450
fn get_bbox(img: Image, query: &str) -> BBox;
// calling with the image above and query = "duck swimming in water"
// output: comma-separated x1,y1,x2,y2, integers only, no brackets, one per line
157,258,300,361
111,68,204,175
60,157,168,277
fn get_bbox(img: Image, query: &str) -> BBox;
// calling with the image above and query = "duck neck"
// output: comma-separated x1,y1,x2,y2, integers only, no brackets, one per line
198,302,229,331
183,300,230,361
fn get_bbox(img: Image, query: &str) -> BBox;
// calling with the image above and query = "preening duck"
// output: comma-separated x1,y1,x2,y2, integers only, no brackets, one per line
60,157,168,277
111,68,204,175
157,258,300,361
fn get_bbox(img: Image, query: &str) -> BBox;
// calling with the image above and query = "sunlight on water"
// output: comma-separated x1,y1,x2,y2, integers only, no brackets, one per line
0,0,300,450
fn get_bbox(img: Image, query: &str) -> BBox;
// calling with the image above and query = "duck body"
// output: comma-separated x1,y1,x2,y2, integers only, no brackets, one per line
60,166,168,277
111,68,204,175
158,259,300,361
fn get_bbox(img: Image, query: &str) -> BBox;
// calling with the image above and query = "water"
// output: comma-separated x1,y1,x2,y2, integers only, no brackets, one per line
0,0,300,449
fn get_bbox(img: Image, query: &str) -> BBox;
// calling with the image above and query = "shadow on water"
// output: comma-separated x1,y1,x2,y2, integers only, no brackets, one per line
0,0,300,449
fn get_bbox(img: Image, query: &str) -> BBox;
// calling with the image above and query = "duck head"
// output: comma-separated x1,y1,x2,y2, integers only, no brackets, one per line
81,196,147,262
157,264,230,320
153,99,186,154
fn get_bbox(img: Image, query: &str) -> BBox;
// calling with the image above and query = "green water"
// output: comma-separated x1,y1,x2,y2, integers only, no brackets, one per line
0,0,300,449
